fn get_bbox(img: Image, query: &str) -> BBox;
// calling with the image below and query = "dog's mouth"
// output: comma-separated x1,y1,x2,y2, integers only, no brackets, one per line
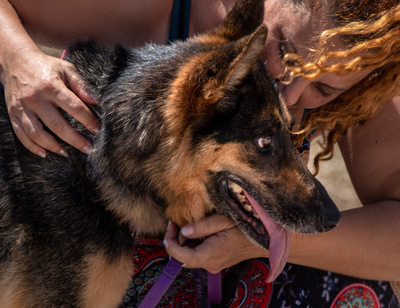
221,179,290,282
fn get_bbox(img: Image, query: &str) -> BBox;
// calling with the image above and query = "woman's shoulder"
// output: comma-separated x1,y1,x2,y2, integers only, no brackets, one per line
339,96,400,204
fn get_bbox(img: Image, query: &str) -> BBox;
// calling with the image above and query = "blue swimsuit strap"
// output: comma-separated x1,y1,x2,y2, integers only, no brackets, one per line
168,0,192,42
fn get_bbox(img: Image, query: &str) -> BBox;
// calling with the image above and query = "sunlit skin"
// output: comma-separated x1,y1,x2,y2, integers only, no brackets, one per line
261,0,372,124
0,0,399,280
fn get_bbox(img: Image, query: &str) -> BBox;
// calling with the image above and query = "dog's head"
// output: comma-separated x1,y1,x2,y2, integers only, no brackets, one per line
66,0,340,281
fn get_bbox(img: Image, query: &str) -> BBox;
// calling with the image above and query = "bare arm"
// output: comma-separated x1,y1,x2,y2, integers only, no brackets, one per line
0,0,101,156
289,202,400,280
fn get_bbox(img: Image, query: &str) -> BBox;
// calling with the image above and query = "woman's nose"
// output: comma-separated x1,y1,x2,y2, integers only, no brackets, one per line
279,78,310,107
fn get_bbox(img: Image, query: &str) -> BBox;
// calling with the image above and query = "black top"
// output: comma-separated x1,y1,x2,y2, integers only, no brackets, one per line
168,0,192,42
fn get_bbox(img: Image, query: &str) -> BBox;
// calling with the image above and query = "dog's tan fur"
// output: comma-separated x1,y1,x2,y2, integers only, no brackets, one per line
83,254,133,308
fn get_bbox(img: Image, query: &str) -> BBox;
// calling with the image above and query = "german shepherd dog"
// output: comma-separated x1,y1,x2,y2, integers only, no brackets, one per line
0,0,341,306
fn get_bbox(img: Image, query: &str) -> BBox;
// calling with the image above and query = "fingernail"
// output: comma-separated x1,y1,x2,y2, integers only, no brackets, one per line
163,239,169,249
181,225,194,237
89,92,98,102
58,149,68,157
38,151,47,158
91,126,100,134
82,145,92,154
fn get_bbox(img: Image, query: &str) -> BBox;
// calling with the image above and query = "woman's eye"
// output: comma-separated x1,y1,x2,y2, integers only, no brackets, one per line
257,136,272,149
315,82,334,98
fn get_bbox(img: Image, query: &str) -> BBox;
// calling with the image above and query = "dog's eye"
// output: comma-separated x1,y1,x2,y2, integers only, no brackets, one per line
257,136,272,149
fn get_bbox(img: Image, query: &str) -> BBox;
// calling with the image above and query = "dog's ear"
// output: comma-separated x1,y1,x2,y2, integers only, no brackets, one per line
65,40,131,98
201,25,267,114
215,25,266,94
167,25,268,139
202,0,265,43
166,24,267,135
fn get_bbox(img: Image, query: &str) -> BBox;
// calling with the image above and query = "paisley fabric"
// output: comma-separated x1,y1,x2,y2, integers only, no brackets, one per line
269,264,399,308
121,238,399,308
121,238,273,307
390,281,400,304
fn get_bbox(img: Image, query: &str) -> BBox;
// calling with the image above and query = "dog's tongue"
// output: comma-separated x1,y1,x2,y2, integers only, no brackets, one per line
243,191,290,283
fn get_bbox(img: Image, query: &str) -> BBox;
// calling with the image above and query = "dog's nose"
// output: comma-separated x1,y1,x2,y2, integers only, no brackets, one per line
319,207,342,231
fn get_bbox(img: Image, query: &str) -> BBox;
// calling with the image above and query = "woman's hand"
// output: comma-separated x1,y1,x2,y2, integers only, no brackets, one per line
163,214,268,273
2,48,100,157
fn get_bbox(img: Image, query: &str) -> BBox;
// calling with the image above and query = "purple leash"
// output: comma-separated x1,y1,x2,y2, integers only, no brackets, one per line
138,257,184,308
208,272,222,305
138,252,222,307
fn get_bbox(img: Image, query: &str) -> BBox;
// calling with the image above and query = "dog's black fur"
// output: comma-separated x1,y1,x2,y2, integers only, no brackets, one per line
0,0,341,306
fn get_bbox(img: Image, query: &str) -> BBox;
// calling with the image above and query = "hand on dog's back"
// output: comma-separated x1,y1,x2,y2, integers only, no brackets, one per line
3,48,100,158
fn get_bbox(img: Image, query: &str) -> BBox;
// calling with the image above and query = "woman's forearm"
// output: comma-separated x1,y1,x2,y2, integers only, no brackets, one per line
289,201,400,281
0,0,40,83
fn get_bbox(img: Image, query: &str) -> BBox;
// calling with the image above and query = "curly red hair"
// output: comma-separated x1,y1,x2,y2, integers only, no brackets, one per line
284,0,400,173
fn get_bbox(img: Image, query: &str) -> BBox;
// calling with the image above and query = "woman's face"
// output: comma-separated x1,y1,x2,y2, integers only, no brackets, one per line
261,0,371,109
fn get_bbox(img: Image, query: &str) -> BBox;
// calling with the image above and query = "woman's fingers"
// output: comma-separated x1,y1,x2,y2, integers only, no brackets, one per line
60,61,100,135
164,217,268,273
9,112,49,158
164,222,219,271
4,53,100,157
42,61,100,151
35,99,94,155
64,62,97,106
8,92,94,156
180,214,236,238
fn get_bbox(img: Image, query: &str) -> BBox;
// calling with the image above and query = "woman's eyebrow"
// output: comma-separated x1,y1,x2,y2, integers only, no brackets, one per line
316,81,348,92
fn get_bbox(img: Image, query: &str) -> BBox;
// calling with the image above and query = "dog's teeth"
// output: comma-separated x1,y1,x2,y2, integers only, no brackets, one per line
254,213,260,220
228,181,243,194
244,204,252,212
238,194,246,202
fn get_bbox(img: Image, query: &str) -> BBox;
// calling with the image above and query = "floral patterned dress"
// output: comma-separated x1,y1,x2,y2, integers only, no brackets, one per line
121,238,399,307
